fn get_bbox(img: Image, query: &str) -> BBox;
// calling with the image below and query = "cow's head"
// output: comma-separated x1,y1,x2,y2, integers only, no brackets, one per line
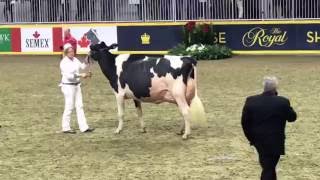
89,41,118,62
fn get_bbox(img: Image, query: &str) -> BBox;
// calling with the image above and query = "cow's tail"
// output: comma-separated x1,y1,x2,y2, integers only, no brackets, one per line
189,64,207,128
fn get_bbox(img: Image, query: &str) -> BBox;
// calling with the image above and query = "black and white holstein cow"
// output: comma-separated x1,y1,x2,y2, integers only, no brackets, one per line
89,42,205,139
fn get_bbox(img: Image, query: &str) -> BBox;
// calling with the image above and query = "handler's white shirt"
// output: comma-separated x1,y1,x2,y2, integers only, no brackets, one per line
60,56,87,84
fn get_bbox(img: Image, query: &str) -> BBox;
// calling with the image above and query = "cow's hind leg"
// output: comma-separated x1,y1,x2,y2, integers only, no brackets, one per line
134,100,146,133
177,98,192,135
176,120,185,135
173,93,191,139
115,95,125,134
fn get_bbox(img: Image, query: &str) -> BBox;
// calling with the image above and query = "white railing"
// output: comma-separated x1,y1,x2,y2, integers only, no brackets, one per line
0,0,319,24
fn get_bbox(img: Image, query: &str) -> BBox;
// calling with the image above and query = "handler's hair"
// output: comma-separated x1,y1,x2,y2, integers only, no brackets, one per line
63,44,73,56
263,76,279,92
63,47,72,56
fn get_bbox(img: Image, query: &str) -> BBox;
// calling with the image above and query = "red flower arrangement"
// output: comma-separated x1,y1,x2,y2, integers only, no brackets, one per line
185,21,196,32
202,23,210,33
183,21,213,47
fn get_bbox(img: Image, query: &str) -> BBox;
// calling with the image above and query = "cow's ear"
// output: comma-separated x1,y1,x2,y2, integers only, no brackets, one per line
100,41,107,48
110,43,118,49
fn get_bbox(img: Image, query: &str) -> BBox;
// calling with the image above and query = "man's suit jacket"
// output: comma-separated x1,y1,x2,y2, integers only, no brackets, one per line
241,91,297,155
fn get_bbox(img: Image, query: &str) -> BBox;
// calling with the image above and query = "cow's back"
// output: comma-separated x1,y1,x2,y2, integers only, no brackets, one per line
117,55,196,103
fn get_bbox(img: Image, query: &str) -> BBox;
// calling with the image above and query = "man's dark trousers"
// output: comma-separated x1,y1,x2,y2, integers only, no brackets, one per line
259,154,280,180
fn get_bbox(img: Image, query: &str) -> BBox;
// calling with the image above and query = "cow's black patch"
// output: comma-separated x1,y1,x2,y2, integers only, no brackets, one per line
181,57,197,82
133,100,141,108
119,55,196,99
119,57,156,98
93,47,119,93
89,42,122,93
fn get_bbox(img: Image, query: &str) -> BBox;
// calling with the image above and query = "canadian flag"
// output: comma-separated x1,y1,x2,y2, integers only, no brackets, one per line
78,34,91,48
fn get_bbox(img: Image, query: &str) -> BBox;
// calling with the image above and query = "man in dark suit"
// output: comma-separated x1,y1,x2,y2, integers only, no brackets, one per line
241,76,297,180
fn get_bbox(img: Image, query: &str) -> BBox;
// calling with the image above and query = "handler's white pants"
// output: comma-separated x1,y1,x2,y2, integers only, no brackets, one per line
61,84,89,132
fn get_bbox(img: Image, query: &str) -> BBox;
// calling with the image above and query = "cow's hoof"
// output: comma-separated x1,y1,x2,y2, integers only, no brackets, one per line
182,134,189,140
114,129,122,134
139,127,147,133
176,130,184,135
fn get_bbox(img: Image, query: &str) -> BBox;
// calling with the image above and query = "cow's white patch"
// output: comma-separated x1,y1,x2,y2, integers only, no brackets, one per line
115,54,130,76
143,56,149,61
150,67,155,74
116,54,130,94
124,84,136,99
156,58,161,65
114,54,143,100
164,55,184,69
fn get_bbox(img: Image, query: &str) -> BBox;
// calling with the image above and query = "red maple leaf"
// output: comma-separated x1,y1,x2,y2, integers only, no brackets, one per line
78,35,91,48
33,31,40,38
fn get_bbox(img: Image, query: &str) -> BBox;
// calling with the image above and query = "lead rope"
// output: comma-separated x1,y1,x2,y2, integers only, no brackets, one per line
85,53,92,78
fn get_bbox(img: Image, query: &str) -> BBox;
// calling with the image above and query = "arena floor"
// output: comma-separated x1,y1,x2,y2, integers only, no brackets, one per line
0,55,319,180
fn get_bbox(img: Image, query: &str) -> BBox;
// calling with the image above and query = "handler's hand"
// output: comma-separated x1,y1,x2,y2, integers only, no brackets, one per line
79,73,92,78
87,72,92,78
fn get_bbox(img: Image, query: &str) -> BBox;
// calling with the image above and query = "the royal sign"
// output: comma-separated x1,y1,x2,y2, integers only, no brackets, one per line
242,27,288,48
212,23,320,50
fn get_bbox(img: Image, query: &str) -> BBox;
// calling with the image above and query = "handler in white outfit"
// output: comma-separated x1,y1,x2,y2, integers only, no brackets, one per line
60,43,94,134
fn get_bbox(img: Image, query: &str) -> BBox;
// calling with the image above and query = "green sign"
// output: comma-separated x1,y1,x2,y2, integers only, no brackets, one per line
0,28,11,52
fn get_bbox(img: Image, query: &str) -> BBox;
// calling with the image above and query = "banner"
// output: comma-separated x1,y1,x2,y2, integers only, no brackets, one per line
212,24,320,50
0,28,21,52
21,28,53,52
117,23,320,52
65,26,117,54
1,22,320,55
117,26,183,51
0,28,11,52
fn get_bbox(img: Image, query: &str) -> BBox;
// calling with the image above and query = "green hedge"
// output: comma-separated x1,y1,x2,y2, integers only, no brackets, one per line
168,43,232,60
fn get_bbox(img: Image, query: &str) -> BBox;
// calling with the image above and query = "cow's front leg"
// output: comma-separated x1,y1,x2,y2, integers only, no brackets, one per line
115,95,125,134
134,100,146,133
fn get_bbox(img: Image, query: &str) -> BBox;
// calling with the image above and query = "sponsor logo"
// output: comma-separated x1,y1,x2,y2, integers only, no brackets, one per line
0,28,12,51
141,33,151,45
0,33,10,44
242,27,288,47
25,31,50,48
306,31,320,43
